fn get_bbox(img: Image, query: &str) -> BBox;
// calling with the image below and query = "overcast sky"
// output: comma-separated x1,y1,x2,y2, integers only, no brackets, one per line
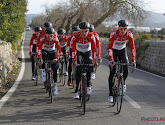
26,0,165,14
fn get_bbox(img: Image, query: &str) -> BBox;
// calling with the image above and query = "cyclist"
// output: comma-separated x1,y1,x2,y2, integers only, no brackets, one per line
29,26,42,80
66,26,80,86
37,22,53,41
108,20,136,102
89,24,102,80
36,27,61,95
57,28,69,76
71,22,96,99
35,22,57,82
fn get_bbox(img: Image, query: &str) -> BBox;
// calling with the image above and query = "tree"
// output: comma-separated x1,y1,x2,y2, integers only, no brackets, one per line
0,0,27,48
32,0,146,33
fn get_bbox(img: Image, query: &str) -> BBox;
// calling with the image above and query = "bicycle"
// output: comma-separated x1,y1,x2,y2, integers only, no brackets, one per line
111,60,126,114
58,53,67,86
71,63,76,89
77,56,93,115
34,55,40,86
44,58,54,103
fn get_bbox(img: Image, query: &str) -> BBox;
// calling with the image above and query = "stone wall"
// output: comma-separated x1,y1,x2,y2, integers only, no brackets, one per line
101,39,165,76
0,41,13,85
0,33,25,86
138,40,165,76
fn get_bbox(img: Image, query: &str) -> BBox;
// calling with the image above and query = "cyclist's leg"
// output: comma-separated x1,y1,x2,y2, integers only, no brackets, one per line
75,51,82,93
108,49,118,96
61,47,68,72
118,48,128,93
68,57,72,82
119,48,128,82
49,50,59,95
31,44,36,78
31,54,35,76
108,65,116,96
85,51,92,87
41,50,47,82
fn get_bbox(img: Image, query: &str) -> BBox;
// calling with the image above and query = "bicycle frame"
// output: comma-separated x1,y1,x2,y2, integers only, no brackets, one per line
58,53,66,86
44,58,54,103
77,56,93,115
112,61,126,114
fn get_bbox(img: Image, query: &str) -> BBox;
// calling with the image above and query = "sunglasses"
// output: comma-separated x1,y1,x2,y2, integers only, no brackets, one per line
46,34,54,37
58,34,64,37
80,29,89,33
119,27,127,30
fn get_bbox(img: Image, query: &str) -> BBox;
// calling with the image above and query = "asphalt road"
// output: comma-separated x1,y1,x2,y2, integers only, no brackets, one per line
0,30,165,125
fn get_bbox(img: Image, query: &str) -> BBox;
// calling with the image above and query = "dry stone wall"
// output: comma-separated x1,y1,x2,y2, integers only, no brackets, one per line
100,39,165,76
0,33,25,86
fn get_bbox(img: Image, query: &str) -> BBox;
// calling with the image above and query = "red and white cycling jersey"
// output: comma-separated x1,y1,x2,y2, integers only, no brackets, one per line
93,31,101,58
58,35,70,55
66,32,79,55
71,32,96,62
36,34,61,59
29,33,38,52
108,29,136,61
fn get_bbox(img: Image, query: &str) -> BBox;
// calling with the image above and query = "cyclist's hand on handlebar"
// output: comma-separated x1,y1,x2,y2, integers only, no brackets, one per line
38,58,43,66
72,61,77,67
34,55,37,61
131,60,136,69
29,51,32,57
53,58,58,63
109,60,115,67
97,58,102,67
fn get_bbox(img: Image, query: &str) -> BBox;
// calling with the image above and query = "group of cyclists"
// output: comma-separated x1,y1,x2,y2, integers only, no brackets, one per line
29,20,136,103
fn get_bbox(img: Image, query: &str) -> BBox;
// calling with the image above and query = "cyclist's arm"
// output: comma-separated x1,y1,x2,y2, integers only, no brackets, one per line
66,37,70,56
108,32,115,61
29,33,35,52
71,36,77,62
54,37,61,59
36,36,44,59
91,34,97,63
128,32,136,61
95,33,101,59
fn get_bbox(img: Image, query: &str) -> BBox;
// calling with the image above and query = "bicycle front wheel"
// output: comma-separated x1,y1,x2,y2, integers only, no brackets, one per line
48,72,53,103
116,77,124,113
82,76,87,115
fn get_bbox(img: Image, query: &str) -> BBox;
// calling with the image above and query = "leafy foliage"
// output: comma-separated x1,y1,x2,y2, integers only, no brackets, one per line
134,33,150,59
0,0,27,49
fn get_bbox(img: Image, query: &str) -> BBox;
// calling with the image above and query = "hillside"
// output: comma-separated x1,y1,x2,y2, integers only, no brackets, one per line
25,14,38,25
143,11,165,28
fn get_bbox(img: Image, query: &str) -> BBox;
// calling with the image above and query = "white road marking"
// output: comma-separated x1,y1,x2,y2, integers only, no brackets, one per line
124,94,141,109
0,41,25,109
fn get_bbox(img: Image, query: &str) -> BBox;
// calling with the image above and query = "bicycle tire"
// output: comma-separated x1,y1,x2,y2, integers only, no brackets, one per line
112,87,117,107
71,68,76,89
48,72,53,103
60,63,64,85
82,76,87,115
63,63,66,86
35,64,38,86
116,77,123,113
80,82,83,107
112,77,117,106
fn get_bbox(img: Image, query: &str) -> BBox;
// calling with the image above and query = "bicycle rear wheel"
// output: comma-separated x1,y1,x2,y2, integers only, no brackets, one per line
116,77,123,113
63,63,66,86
